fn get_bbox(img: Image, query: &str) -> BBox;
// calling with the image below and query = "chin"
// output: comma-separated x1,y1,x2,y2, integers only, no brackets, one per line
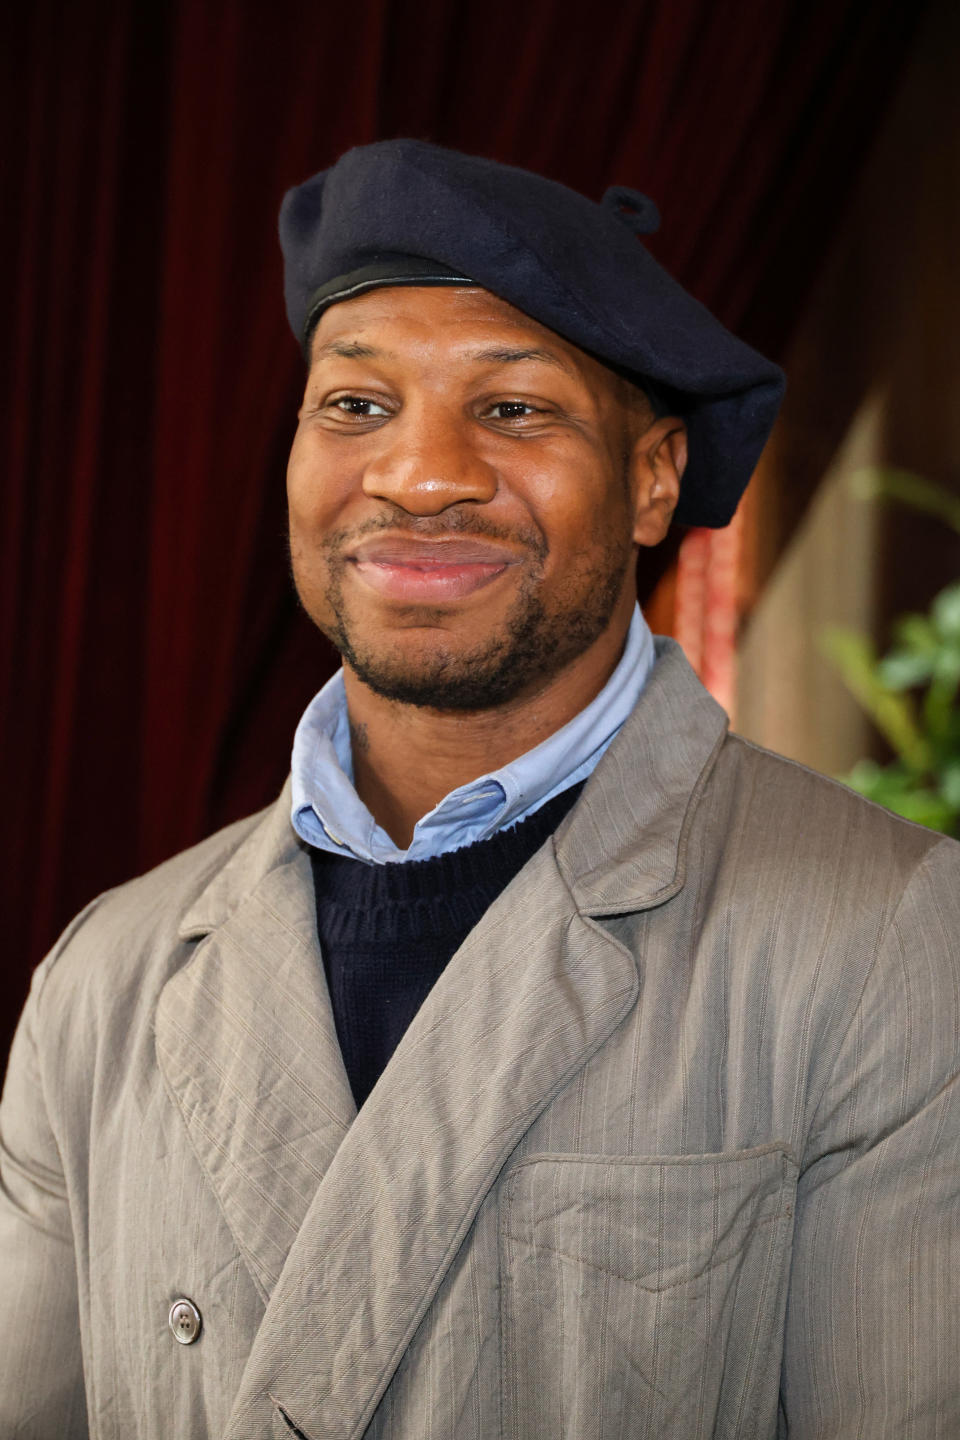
343,592,629,714
341,624,540,712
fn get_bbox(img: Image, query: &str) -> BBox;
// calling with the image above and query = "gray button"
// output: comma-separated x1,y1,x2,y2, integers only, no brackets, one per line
169,1297,202,1345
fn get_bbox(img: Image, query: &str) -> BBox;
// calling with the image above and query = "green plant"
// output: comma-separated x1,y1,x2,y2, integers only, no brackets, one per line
821,469,960,837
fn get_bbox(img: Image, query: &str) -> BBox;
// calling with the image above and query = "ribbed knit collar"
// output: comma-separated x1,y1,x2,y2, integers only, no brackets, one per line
310,782,585,944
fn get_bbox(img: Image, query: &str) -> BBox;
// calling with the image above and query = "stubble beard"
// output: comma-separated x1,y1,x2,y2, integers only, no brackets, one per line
296,516,634,713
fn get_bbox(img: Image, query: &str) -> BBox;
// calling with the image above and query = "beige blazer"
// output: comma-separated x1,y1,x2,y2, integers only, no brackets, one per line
2,642,960,1439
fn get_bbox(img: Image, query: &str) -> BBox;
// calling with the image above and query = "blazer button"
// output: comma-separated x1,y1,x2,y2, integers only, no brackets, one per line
169,1297,202,1345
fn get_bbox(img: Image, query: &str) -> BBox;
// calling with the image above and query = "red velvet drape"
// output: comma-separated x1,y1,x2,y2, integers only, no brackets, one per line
0,0,925,1056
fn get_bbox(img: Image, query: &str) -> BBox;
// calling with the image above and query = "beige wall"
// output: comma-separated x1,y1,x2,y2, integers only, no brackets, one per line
736,397,881,772
735,0,960,772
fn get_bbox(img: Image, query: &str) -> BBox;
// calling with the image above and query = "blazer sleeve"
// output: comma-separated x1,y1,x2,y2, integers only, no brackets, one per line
0,956,89,1438
780,836,960,1436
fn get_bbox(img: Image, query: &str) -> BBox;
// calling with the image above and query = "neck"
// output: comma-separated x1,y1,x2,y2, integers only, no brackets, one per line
343,622,630,848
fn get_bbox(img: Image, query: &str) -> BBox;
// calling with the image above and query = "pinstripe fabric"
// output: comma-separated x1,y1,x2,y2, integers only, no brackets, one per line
500,1146,796,1438
2,640,959,1438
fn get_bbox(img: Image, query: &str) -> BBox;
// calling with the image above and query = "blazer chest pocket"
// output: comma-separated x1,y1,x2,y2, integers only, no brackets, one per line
499,1144,797,1440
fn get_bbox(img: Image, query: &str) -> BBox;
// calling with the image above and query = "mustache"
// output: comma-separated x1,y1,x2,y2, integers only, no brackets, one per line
320,507,548,563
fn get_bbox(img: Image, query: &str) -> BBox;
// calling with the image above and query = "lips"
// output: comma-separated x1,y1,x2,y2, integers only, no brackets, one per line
347,535,522,602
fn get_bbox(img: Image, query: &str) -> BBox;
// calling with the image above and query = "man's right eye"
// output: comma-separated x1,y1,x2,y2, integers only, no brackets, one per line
331,396,390,417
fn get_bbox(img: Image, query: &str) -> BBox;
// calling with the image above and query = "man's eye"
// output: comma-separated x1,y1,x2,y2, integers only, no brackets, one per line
332,396,389,417
489,401,538,420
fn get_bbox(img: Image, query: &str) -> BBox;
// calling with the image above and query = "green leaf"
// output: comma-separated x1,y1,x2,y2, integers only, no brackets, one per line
878,651,935,689
823,469,960,836
932,582,960,640
890,612,938,655
923,644,960,745
838,761,954,830
821,628,930,770
840,759,886,801
931,647,960,686
941,760,960,810
888,792,956,831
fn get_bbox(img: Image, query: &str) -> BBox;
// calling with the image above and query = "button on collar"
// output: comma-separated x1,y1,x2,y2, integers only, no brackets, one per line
169,1297,202,1345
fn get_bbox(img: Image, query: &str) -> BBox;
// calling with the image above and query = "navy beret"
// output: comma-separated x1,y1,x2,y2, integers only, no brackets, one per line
279,140,784,527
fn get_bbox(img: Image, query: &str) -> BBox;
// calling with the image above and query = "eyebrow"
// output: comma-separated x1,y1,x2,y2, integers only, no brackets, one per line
310,339,575,375
466,345,575,375
312,340,381,361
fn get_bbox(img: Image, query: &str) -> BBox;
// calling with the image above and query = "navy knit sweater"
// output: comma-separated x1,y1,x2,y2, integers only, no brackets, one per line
310,782,584,1107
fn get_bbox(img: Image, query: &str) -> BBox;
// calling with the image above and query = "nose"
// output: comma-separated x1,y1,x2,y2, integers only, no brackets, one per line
361,411,498,514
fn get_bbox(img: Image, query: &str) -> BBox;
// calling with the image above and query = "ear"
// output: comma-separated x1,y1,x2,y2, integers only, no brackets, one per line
629,417,687,547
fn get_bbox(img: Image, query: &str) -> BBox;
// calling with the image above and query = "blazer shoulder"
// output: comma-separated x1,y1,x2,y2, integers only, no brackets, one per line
699,735,960,1088
720,730,959,875
32,793,292,1030
693,732,960,990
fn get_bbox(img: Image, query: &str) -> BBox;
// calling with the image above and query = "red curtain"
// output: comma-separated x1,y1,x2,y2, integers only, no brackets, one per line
0,0,925,1056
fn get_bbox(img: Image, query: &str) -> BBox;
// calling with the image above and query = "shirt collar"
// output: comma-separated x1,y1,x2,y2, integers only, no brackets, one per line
291,604,655,864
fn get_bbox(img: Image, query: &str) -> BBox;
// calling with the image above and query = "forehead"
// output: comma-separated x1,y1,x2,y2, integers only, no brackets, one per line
308,284,605,382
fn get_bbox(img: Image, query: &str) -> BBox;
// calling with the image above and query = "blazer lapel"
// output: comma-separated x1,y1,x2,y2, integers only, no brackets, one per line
155,789,356,1303
556,638,730,917
224,838,639,1439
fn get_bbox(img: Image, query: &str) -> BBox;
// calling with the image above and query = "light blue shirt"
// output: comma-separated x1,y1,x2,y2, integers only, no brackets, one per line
291,604,655,864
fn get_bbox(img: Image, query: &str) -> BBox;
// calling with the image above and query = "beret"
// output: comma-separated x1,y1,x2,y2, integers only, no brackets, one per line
279,140,784,527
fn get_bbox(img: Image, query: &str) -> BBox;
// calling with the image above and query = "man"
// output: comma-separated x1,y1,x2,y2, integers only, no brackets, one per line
2,140,959,1438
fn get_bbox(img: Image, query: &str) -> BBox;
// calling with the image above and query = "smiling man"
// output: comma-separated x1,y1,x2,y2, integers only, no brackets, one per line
288,284,684,849
3,140,960,1439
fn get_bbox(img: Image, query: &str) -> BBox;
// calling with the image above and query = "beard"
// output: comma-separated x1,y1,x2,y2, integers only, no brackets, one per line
295,511,634,713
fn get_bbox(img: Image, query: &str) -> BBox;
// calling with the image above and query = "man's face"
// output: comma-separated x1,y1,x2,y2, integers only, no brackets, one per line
287,285,673,711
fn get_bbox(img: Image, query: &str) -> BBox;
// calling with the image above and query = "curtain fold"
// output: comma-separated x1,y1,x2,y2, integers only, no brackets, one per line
0,0,927,1053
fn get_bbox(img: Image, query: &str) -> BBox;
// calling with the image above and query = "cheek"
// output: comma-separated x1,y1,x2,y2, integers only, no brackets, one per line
284,443,341,612
528,471,632,561
286,433,317,525
285,433,351,537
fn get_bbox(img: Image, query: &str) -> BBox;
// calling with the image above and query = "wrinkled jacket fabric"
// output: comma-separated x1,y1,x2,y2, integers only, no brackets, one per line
2,641,960,1438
